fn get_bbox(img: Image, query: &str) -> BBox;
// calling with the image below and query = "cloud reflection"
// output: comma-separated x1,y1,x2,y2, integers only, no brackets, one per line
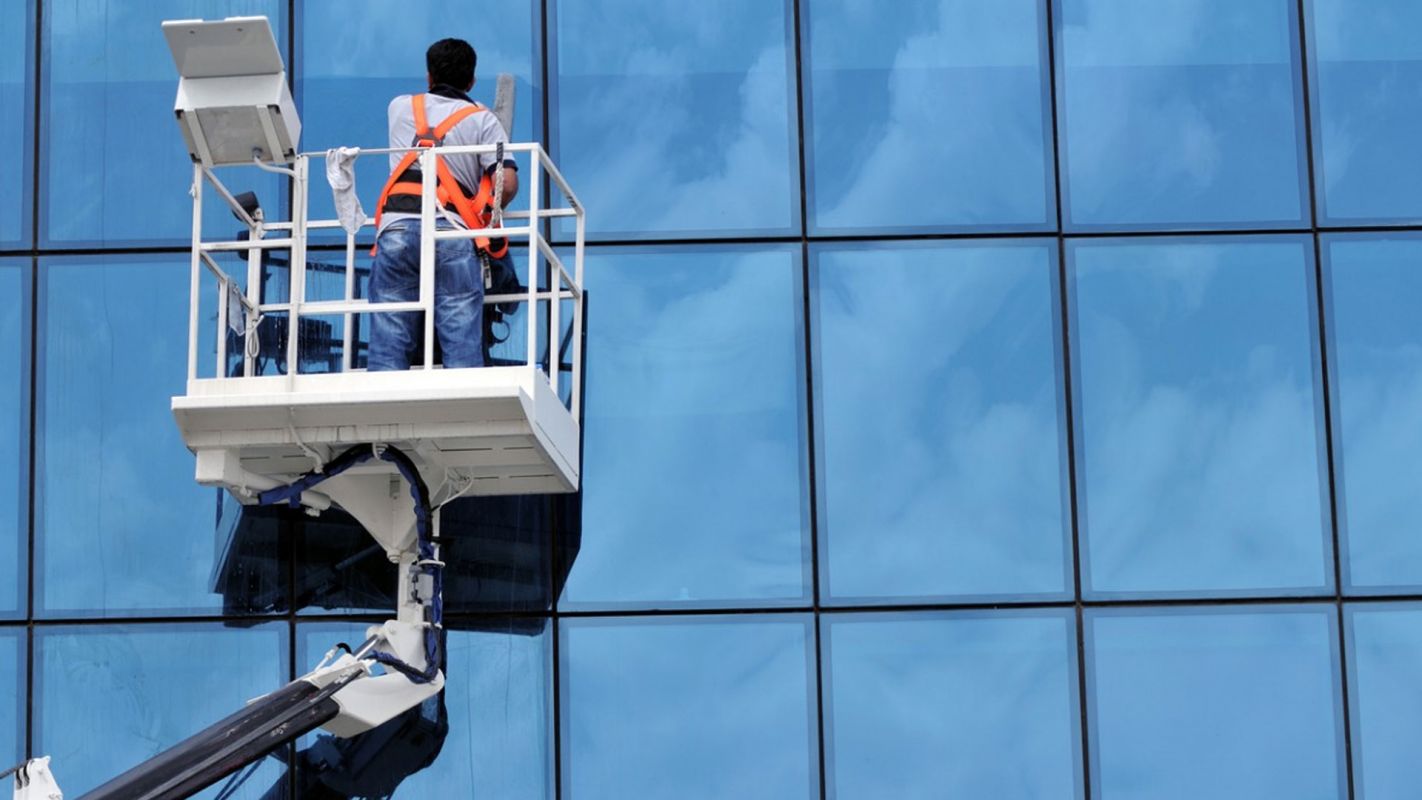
0,265,21,615
36,624,286,798
565,247,808,607
827,612,1080,798
807,0,1052,232
1058,0,1305,228
43,0,285,245
815,242,1069,601
0,8,27,244
39,260,222,615
1347,606,1422,798
553,0,798,237
1309,0,1422,222
1073,238,1330,596
1325,236,1422,588
1089,608,1342,799
0,632,17,764
562,617,815,800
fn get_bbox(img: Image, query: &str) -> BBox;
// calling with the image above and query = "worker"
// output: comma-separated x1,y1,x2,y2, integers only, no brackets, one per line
368,37,519,371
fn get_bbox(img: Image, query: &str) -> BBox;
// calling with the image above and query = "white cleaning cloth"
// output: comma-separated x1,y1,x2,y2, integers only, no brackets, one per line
325,147,367,236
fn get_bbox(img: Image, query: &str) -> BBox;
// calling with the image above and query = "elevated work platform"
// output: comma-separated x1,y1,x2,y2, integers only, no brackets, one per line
172,137,585,525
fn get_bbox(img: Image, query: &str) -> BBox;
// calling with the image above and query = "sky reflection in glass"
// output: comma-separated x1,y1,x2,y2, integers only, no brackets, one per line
0,630,20,766
34,623,287,799
38,257,235,616
562,246,810,609
298,622,551,798
813,242,1069,603
1307,0,1422,224
1071,237,1331,597
1056,0,1307,229
1346,604,1422,800
804,0,1052,234
1324,235,1422,591
825,611,1081,799
1087,607,1344,800
561,616,816,800
552,0,799,238
0,5,32,247
41,0,285,247
0,262,25,619
298,0,540,241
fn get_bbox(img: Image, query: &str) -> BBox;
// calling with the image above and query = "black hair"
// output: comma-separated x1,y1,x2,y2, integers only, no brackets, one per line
426,38,476,88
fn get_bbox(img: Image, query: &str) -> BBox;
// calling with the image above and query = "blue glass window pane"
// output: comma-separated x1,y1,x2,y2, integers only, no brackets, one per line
297,621,551,797
562,246,810,609
41,1,286,247
804,0,1052,234
1056,0,1307,229
35,622,287,798
825,611,1081,798
0,630,21,766
1345,604,1422,799
298,1,541,243
0,5,33,248
1324,235,1422,590
1072,237,1331,597
551,0,799,239
1307,0,1422,224
813,242,1069,603
37,256,277,617
0,262,26,619
1087,607,1344,799
561,616,816,800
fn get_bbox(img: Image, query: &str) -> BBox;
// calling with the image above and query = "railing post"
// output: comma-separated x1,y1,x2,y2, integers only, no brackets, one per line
572,192,585,419
420,149,437,369
343,232,356,372
546,155,562,393
216,278,229,377
188,162,203,383
526,152,542,374
287,155,309,380
244,220,262,378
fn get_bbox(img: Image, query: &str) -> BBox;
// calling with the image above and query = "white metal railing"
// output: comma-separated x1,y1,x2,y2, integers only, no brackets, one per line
185,142,585,418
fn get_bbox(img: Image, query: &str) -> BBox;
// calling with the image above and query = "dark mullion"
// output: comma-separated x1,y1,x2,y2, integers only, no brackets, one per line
788,2,827,798
24,0,43,765
286,14,298,792
25,590,1404,629
540,1,566,797
1043,1,1093,797
13,223,1422,263
1292,1,1354,797
22,258,36,764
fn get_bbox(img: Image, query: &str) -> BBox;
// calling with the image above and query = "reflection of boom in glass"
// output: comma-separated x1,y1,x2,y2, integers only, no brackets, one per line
12,15,585,800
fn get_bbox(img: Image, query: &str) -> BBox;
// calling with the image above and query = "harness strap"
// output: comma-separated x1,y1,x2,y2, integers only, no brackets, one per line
370,94,497,255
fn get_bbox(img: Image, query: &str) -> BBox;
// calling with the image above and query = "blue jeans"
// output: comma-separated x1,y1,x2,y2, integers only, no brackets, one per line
368,220,484,371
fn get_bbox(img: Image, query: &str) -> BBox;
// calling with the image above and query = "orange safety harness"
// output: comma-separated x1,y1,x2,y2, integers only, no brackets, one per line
371,93,508,258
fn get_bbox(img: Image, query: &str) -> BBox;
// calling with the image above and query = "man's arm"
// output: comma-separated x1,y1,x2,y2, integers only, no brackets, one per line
482,113,519,206
498,166,519,207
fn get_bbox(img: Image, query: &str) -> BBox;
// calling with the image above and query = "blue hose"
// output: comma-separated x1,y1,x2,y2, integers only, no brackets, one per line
257,444,442,683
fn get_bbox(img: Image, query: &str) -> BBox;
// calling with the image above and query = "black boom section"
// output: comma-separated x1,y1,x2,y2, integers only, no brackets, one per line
78,677,348,800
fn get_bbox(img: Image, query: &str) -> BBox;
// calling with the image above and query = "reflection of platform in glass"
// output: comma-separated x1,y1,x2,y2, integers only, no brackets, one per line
173,366,578,496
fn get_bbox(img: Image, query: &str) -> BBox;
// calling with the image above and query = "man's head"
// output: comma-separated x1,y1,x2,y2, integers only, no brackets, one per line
426,38,477,90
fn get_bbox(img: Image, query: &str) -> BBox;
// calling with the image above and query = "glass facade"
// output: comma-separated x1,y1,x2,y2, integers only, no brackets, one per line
1086,607,1345,799
0,4,32,249
3,1,1422,797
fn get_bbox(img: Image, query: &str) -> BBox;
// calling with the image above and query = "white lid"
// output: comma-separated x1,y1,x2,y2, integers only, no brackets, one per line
162,16,283,79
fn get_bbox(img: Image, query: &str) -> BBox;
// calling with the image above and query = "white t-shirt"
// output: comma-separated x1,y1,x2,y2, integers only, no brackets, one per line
378,92,510,234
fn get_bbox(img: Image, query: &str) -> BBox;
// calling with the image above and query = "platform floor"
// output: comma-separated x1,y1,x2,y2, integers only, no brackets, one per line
172,366,579,495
